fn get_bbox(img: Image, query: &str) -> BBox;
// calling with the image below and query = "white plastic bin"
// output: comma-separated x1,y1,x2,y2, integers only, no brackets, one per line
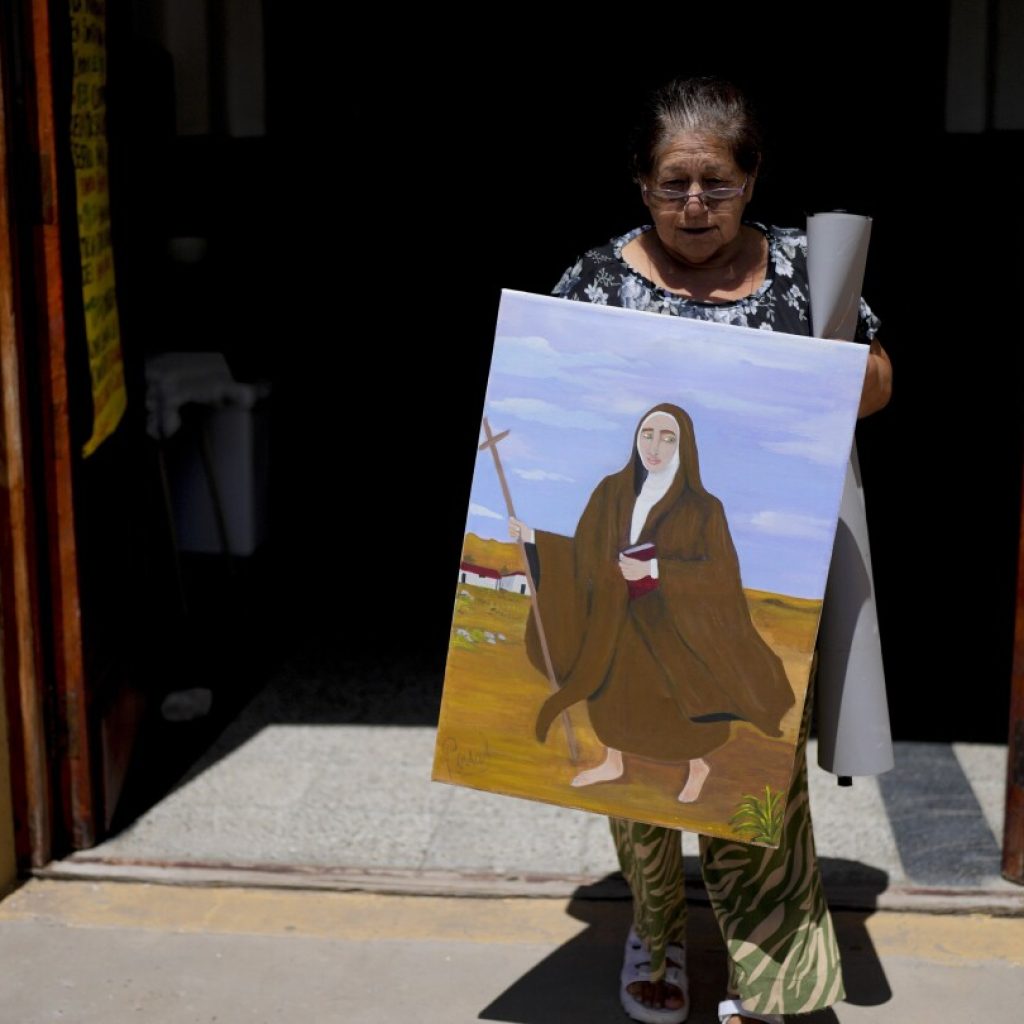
146,352,271,557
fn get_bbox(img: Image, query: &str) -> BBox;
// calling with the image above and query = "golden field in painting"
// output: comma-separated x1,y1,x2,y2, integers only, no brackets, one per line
434,541,822,843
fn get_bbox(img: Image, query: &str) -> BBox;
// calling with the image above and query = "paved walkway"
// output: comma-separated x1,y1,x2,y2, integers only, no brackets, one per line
45,653,1017,910
1,880,1022,1023
8,654,1023,1022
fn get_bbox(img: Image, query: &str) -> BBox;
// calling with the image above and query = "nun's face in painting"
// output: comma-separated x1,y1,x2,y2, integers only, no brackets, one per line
637,413,678,473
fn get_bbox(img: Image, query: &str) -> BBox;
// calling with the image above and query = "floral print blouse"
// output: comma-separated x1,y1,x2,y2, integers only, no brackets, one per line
552,222,880,342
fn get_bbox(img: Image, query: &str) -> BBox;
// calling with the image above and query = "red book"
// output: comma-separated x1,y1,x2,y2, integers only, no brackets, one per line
621,542,658,600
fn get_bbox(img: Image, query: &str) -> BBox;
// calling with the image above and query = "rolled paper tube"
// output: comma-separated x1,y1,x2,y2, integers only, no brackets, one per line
807,212,873,342
807,212,894,778
816,448,894,776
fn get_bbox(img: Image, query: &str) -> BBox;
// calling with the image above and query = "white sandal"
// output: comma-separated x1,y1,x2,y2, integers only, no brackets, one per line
620,927,689,1024
717,998,784,1023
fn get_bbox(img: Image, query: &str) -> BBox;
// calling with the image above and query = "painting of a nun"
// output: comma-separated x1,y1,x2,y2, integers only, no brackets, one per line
510,402,794,803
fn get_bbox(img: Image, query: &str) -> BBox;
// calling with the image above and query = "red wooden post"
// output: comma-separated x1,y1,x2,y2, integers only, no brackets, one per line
1003,466,1024,884
27,0,95,849
0,32,53,870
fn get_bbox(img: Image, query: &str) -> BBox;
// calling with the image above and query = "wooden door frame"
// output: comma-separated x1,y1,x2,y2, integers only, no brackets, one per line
0,0,96,867
1004,469,1024,884
26,0,95,853
0,11,52,870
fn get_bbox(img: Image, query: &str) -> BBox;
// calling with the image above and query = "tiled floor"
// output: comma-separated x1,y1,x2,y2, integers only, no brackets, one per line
78,657,1016,900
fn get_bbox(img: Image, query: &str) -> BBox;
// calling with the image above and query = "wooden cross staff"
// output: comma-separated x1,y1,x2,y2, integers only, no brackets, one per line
479,417,579,764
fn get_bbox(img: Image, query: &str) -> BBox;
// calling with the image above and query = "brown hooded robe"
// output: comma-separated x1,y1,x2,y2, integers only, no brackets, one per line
526,403,794,764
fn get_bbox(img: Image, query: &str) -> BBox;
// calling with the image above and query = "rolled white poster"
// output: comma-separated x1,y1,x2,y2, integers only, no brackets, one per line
806,212,873,341
808,212,894,778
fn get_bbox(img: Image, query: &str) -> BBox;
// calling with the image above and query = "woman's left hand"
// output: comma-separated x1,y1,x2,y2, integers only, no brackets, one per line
618,555,650,582
858,338,893,417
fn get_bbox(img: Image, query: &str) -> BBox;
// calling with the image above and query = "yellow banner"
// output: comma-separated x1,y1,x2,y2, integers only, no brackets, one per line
71,0,126,457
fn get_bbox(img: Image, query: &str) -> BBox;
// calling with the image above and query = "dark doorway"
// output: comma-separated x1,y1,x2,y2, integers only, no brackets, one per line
86,4,1023,840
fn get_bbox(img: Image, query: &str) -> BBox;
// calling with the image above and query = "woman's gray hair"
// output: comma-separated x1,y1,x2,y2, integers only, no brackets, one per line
630,77,763,181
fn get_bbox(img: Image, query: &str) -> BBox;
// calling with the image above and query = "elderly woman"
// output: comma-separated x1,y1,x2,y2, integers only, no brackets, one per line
547,77,892,1024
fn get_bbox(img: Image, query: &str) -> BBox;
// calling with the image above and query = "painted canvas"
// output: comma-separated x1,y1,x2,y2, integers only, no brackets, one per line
433,289,868,844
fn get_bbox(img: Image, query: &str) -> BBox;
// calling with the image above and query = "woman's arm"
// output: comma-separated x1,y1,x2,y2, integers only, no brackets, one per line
858,337,892,418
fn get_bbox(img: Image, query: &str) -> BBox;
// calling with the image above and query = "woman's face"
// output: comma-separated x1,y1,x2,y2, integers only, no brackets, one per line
637,413,679,473
641,131,754,267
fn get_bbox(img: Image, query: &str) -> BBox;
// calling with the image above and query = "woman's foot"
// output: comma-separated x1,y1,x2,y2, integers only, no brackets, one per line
621,929,688,1022
626,971,685,1011
571,746,624,787
677,758,710,803
716,998,784,1023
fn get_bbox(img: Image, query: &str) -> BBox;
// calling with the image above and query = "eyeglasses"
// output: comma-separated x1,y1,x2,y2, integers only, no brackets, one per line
642,176,749,208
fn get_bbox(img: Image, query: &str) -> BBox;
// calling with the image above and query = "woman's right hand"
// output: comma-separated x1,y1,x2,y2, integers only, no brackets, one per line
509,517,535,544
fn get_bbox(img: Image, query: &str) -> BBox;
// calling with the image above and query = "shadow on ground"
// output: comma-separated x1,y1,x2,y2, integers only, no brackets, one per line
110,625,444,835
479,866,890,1024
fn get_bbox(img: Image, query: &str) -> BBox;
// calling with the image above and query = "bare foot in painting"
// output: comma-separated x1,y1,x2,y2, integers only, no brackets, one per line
678,758,710,803
571,747,624,787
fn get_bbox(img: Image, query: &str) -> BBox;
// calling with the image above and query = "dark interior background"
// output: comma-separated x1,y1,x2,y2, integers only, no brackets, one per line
95,2,1021,771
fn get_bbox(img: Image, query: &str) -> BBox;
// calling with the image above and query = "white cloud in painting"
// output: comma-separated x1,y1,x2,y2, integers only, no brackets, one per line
513,468,575,482
476,429,532,462
588,366,650,383
469,502,504,521
492,335,638,380
574,382,800,421
760,408,853,466
667,329,830,373
489,397,620,431
743,510,834,542
578,391,656,416
678,387,800,420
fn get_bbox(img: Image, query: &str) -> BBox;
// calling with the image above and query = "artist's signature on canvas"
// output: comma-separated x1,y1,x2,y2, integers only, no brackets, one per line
442,736,491,777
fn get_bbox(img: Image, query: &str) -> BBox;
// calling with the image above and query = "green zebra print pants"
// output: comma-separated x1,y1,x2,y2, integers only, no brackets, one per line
610,689,844,1016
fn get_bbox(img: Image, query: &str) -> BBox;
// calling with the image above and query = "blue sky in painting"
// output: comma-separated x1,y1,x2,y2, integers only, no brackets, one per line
465,290,868,599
